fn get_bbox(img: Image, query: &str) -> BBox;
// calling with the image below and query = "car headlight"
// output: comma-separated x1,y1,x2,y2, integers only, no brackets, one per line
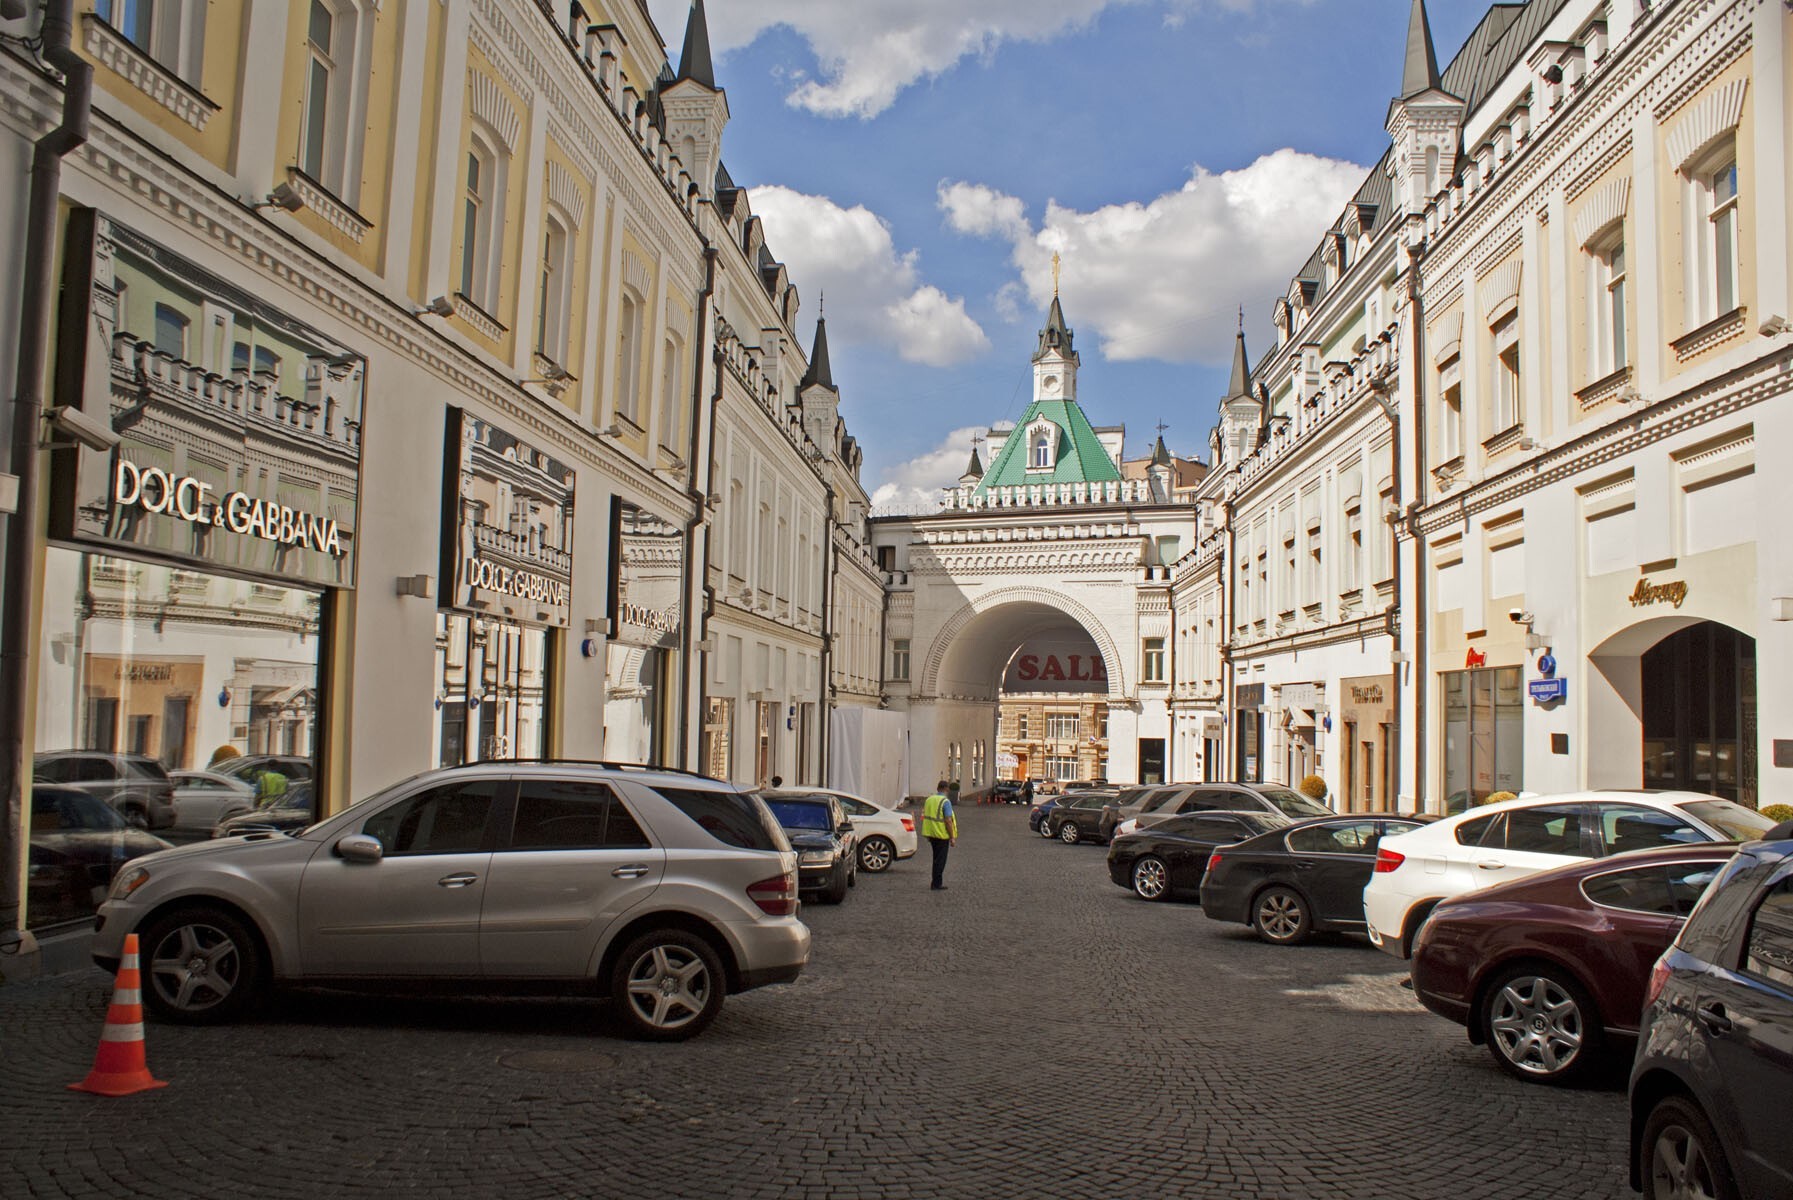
799,849,834,864
108,866,152,901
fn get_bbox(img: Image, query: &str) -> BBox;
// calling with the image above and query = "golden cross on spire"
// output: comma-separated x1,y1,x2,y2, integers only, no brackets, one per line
1052,252,1061,298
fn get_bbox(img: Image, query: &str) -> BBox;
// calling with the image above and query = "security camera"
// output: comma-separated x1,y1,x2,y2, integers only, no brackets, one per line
45,406,121,453
1508,608,1534,626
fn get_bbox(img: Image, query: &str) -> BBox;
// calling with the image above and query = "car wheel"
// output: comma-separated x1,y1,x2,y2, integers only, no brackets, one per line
859,836,896,873
848,861,857,889
121,805,150,831
1131,856,1169,901
610,929,725,1042
1251,886,1313,945
1641,1094,1739,1200
821,863,850,904
1059,821,1081,844
1038,819,1056,839
139,905,265,1024
1480,965,1601,1085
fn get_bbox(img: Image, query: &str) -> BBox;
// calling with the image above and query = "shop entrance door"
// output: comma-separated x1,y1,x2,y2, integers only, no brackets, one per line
1641,622,1756,805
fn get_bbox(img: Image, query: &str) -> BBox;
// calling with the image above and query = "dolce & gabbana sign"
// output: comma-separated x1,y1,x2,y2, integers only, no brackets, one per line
51,212,363,587
441,408,576,627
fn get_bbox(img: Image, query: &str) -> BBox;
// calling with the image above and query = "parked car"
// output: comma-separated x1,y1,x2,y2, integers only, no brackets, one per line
94,763,810,1040
1031,787,1117,837
33,750,178,830
989,780,1025,804
1364,791,1775,960
170,769,256,832
1106,810,1290,901
763,787,915,874
28,785,171,927
1045,790,1126,844
1629,823,1793,1199
212,783,317,838
1200,814,1434,944
763,793,858,903
211,754,313,789
1102,782,1331,841
1411,844,1736,1084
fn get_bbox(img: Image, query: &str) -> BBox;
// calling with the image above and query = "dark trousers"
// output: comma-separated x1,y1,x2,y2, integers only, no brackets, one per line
928,837,950,888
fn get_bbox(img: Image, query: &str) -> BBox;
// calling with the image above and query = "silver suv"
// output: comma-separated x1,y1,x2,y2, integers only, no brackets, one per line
91,762,810,1040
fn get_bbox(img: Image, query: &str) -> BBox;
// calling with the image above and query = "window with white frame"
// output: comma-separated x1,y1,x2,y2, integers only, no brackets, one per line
96,1,206,86
459,138,505,313
1047,713,1079,740
153,303,188,359
1017,712,1028,738
1255,542,1268,623
890,639,910,682
298,0,367,201
1438,355,1463,462
659,334,684,449
1280,531,1296,616
1344,502,1363,593
1687,151,1740,325
1492,314,1520,432
1305,522,1322,604
1031,430,1052,469
1587,234,1628,378
1143,638,1166,684
536,215,571,364
616,289,645,425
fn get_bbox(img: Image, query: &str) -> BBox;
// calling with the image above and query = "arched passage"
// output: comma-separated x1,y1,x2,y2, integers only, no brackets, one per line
920,588,1127,701
1587,616,1757,803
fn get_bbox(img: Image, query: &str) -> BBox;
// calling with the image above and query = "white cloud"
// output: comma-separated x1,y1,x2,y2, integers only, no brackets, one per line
938,148,1369,367
649,1,1313,118
869,425,987,513
748,185,988,368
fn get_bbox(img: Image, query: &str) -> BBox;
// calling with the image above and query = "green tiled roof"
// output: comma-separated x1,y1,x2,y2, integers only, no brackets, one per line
975,399,1122,493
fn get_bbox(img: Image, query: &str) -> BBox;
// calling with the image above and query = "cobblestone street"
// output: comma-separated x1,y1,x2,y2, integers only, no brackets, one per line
1,804,1630,1199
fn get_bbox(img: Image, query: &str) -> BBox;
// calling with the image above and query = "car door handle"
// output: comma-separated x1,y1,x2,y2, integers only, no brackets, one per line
437,873,479,888
1293,860,1316,871
1695,1001,1732,1035
1475,860,1506,870
611,865,650,879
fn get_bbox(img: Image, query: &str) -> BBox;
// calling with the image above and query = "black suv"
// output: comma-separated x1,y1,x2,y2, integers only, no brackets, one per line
34,751,177,830
763,793,857,903
1629,822,1793,1198
1101,782,1332,840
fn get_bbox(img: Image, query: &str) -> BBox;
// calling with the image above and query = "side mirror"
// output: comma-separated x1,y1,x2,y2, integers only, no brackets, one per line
838,822,854,836
335,833,384,864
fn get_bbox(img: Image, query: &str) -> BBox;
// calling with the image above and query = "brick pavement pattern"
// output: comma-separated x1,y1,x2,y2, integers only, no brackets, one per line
0,804,1631,1199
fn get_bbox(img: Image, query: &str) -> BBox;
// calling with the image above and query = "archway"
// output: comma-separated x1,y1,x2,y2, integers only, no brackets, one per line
1588,617,1757,804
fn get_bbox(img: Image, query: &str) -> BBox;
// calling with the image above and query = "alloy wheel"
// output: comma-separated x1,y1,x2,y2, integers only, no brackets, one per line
1253,887,1310,944
1038,820,1056,839
623,943,712,1032
1132,857,1168,900
1059,822,1081,844
860,837,894,872
1488,974,1583,1077
1649,1121,1722,1200
147,921,243,1014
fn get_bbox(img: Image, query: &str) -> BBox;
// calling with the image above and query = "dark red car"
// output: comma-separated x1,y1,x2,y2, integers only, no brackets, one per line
1410,843,1737,1086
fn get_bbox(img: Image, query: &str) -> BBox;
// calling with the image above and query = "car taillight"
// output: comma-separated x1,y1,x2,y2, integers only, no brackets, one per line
900,816,914,832
1206,853,1223,873
747,872,798,916
1374,848,1405,874
1643,955,1673,1010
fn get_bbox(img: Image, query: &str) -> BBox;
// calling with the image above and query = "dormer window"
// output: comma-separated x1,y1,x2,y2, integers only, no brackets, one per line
1032,433,1051,468
1025,420,1059,471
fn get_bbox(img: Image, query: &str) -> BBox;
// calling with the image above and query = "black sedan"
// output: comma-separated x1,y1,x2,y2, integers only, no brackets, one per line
28,785,171,926
1199,814,1434,944
763,794,858,903
1107,811,1289,900
1045,791,1125,844
1031,788,1117,836
212,784,317,838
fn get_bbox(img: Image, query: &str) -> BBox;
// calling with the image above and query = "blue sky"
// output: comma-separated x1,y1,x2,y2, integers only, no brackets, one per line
646,1,1493,509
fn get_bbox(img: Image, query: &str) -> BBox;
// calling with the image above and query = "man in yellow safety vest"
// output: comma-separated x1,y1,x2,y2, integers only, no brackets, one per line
922,779,958,891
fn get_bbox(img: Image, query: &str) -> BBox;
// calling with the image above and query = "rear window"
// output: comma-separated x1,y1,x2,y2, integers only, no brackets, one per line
1254,786,1331,819
766,800,833,831
124,758,170,781
656,786,785,851
1680,799,1776,843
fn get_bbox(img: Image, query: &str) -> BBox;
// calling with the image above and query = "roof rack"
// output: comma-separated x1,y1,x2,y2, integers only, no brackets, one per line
479,758,724,783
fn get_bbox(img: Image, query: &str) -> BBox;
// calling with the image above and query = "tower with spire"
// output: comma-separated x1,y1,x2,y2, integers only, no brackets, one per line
1218,320,1262,467
1385,0,1463,224
798,306,840,461
660,0,730,206
1032,254,1079,405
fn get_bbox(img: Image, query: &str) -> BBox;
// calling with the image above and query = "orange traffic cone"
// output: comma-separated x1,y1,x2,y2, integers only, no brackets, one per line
69,932,168,1097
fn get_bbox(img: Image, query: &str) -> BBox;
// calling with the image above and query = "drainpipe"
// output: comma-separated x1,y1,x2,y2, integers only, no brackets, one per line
678,244,718,770
1221,494,1237,780
1372,385,1402,814
1405,238,1431,812
0,0,92,941
817,483,835,788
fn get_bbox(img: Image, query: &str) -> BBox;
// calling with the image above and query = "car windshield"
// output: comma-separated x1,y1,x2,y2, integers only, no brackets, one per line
1679,799,1776,842
1254,786,1331,818
38,790,128,832
765,800,832,831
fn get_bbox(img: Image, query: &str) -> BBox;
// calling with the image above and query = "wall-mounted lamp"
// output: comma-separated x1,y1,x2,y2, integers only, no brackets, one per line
396,574,436,599
1518,437,1546,452
600,422,623,437
1616,385,1644,405
1771,597,1793,622
254,183,304,213
1760,315,1791,337
415,296,455,318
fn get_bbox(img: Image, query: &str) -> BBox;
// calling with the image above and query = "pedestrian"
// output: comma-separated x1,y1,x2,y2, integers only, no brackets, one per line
922,778,958,890
1021,779,1034,806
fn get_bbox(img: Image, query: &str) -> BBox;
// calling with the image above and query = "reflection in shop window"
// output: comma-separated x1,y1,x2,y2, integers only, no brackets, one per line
1442,666,1524,812
703,696,734,780
434,612,549,766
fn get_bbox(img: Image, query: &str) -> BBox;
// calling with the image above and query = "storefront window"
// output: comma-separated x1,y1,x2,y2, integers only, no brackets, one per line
434,612,548,765
1443,666,1524,813
605,501,681,766
702,696,734,780
31,549,321,929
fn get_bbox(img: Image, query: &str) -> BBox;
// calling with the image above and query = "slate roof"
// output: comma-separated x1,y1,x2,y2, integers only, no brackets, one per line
975,398,1123,492
676,0,716,89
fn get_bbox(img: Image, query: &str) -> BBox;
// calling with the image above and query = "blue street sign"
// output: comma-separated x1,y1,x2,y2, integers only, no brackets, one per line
1537,653,1556,677
1529,678,1568,703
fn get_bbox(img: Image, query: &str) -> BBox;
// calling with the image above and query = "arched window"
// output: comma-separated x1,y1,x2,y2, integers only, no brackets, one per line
616,289,644,425
460,133,505,311
536,213,571,363
1032,431,1052,468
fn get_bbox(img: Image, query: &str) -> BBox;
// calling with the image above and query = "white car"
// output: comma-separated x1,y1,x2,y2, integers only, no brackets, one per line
169,769,255,832
762,788,917,873
1363,790,1774,959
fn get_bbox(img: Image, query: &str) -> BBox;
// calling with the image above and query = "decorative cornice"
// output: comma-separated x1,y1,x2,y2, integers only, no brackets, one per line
466,66,523,149
81,15,218,132
1665,76,1748,171
282,167,373,243
1572,177,1630,249
545,159,589,228
1671,307,1747,361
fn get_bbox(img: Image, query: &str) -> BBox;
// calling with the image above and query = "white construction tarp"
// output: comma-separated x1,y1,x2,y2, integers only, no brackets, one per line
828,706,911,809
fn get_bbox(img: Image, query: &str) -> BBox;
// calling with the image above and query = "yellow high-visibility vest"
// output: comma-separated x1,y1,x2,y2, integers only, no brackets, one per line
922,793,954,839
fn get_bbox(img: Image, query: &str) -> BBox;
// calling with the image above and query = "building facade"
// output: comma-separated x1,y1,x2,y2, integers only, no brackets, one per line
0,0,875,957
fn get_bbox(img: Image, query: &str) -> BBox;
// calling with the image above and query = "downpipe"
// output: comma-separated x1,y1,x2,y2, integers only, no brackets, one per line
678,245,718,770
0,0,92,938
